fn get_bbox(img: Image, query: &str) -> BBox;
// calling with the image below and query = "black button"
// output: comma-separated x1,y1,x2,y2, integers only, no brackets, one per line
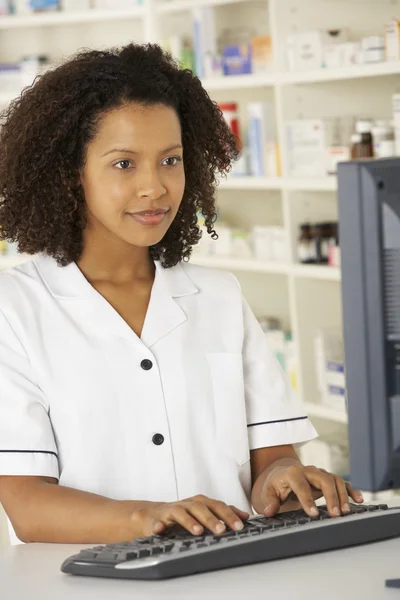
141,359,153,371
152,433,164,446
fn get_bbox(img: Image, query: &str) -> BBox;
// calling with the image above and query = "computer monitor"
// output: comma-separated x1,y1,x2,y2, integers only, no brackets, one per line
338,157,400,493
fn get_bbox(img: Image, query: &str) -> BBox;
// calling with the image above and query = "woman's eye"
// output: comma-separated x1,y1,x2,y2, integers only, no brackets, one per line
163,156,182,167
115,160,132,170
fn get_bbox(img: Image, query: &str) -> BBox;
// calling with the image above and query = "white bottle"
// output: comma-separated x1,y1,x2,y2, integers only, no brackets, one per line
372,120,395,159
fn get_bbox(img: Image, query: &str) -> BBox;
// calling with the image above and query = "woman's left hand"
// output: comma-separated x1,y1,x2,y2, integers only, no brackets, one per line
262,463,364,518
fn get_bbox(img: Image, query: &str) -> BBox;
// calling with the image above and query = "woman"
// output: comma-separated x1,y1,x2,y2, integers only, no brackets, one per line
0,43,362,545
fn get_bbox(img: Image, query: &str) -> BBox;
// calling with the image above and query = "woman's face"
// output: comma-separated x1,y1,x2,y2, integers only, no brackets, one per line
80,103,185,250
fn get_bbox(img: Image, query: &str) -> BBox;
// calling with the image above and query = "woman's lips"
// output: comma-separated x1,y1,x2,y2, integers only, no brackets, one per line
127,209,170,227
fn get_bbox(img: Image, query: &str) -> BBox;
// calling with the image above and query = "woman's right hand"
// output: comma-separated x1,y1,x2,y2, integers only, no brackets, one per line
132,495,250,538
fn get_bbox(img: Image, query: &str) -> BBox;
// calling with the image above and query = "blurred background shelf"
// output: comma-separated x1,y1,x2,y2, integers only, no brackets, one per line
305,403,348,424
190,255,291,275
0,7,145,29
157,0,253,14
279,60,400,85
293,264,341,282
218,177,337,191
191,255,341,282
218,176,283,190
202,72,276,90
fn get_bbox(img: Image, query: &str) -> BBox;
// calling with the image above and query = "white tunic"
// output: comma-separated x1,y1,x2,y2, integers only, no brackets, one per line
0,254,317,543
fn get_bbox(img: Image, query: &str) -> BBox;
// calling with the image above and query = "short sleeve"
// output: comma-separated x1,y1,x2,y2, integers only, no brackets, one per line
0,309,59,478
241,297,318,450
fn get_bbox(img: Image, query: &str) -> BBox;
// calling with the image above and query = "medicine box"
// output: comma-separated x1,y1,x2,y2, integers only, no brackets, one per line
251,36,273,73
287,29,349,72
248,102,277,177
286,119,327,178
222,44,252,76
385,20,400,61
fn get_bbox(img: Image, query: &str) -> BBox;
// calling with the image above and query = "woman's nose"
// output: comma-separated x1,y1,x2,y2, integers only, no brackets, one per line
136,165,166,200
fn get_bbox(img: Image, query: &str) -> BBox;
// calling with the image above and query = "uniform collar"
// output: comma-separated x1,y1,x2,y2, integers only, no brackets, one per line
33,253,198,347
33,253,199,299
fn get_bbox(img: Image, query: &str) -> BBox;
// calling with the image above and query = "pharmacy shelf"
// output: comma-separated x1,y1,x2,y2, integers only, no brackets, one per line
0,7,145,29
217,176,337,191
279,60,400,85
190,254,291,275
293,264,341,282
215,63,400,90
203,72,277,91
218,176,283,190
157,0,252,13
285,177,337,192
203,61,400,91
305,402,348,424
191,255,342,281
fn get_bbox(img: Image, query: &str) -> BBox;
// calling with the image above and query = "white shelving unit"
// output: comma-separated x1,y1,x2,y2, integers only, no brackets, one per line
0,0,397,443
0,6,145,29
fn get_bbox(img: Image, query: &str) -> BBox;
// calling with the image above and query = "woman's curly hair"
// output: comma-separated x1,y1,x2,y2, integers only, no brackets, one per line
0,43,239,267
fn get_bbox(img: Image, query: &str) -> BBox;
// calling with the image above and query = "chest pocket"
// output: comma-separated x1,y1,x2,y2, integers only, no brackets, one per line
207,352,250,466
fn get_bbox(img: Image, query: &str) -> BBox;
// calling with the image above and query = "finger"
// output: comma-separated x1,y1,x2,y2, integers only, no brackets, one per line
230,505,251,520
205,502,248,532
152,520,167,534
281,468,319,517
262,487,282,517
334,475,351,513
168,505,205,536
305,468,341,517
344,482,364,504
187,502,230,535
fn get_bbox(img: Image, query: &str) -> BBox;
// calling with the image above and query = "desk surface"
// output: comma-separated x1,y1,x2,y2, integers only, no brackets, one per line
1,538,400,600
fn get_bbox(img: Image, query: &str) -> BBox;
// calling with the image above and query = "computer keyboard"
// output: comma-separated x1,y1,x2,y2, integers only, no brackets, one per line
61,503,400,580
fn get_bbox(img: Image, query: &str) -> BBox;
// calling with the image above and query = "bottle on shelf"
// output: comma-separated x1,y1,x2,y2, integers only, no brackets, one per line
298,224,317,265
351,119,374,159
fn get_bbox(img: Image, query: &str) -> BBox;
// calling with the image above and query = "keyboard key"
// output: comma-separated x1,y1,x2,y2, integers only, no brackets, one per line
116,551,138,562
78,551,98,560
96,552,119,563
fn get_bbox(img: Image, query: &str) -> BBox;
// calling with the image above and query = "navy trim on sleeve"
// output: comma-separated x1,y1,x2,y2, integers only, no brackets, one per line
0,450,58,458
247,416,308,428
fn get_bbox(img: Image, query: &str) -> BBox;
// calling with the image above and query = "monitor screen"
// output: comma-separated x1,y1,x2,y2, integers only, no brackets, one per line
338,158,400,492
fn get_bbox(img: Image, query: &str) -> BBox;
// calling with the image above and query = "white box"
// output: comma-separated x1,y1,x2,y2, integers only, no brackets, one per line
341,42,361,67
361,35,385,51
252,227,273,261
286,119,327,177
289,31,324,71
270,227,288,262
324,45,343,69
326,146,350,175
287,29,349,72
385,20,400,61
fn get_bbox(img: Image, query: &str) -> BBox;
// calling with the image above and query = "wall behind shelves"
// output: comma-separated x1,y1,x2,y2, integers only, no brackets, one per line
216,189,284,229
